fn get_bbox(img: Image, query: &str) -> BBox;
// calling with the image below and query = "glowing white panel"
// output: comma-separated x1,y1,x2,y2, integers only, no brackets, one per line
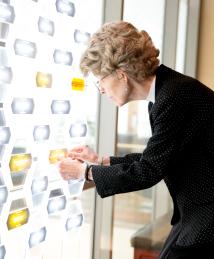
55,0,75,17
0,3,15,23
0,66,12,84
31,176,48,195
0,22,9,40
38,16,55,36
68,179,84,196
0,110,5,126
0,126,10,144
33,125,50,141
69,123,87,137
65,214,83,231
29,227,46,248
51,100,70,114
11,98,34,114
0,186,8,204
47,189,66,214
14,39,37,58
74,29,90,44
53,49,73,66
0,245,6,259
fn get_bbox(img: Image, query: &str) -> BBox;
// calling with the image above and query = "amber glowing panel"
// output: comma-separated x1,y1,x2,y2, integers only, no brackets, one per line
49,149,67,164
9,153,32,172
7,208,29,230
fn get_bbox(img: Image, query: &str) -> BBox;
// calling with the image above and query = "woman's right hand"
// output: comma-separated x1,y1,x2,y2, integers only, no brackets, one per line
68,145,99,164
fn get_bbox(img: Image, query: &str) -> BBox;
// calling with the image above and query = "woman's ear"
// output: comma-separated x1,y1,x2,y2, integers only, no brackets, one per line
116,69,128,83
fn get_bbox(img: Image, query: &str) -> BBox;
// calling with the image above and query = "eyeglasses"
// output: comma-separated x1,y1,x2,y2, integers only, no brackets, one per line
93,73,112,91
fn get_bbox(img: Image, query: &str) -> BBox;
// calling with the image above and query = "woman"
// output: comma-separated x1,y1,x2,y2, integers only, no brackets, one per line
59,21,214,258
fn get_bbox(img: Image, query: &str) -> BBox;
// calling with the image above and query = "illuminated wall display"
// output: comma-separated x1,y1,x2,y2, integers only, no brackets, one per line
0,0,102,257
55,0,75,17
11,98,34,114
38,17,55,36
28,227,46,248
7,208,29,230
33,125,50,141
36,72,52,88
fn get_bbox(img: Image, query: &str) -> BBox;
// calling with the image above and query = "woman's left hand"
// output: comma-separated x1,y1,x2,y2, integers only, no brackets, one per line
59,158,86,181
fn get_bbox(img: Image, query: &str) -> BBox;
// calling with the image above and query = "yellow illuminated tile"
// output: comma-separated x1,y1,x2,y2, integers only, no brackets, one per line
36,72,52,88
9,154,32,172
71,78,85,91
49,149,67,164
7,208,29,230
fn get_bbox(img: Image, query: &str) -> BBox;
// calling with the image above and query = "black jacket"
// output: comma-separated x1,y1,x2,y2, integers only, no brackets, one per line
92,64,214,247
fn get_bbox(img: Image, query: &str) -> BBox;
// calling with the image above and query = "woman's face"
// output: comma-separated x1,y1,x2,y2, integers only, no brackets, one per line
96,72,130,107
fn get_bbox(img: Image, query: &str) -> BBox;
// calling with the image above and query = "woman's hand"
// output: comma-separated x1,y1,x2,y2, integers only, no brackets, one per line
68,145,99,164
59,158,86,181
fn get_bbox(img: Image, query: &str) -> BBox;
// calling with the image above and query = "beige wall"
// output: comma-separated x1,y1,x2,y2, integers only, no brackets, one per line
197,0,214,90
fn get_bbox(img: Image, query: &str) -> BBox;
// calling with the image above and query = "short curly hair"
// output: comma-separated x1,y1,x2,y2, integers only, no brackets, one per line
80,21,160,82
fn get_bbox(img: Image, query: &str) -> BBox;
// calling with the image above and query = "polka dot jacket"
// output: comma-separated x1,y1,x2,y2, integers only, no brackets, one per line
92,64,214,247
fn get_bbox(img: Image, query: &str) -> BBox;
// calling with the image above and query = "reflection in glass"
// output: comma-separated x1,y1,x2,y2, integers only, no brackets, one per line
7,208,29,230
0,66,12,84
53,49,73,66
29,227,46,248
33,125,50,141
71,77,85,91
69,123,87,137
51,100,70,114
0,245,6,259
11,98,34,114
31,176,48,195
0,185,8,204
0,126,10,144
0,22,9,40
38,16,54,36
65,214,83,231
0,3,15,23
36,72,52,88
9,153,32,172
49,148,67,164
74,29,90,44
55,0,75,17
14,39,37,58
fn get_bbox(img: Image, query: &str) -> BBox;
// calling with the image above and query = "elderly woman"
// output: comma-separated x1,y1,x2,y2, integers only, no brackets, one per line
59,21,214,259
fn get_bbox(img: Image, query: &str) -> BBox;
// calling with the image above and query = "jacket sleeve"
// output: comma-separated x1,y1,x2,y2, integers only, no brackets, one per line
92,88,188,198
110,153,142,165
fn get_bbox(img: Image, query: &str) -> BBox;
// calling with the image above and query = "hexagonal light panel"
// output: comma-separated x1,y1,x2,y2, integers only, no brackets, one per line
69,123,87,137
0,3,15,23
28,227,46,248
38,16,55,36
0,126,11,144
53,49,73,66
0,245,6,259
51,100,70,114
33,125,50,141
0,66,12,84
14,39,37,58
65,213,83,231
36,72,52,88
11,98,34,114
47,189,66,214
55,0,75,17
74,29,90,44
49,149,67,164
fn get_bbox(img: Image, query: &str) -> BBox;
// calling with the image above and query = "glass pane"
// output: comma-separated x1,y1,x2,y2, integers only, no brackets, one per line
112,1,165,259
0,0,103,258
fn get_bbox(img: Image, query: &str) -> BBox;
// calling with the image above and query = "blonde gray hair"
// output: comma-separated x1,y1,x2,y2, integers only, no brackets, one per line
80,21,160,82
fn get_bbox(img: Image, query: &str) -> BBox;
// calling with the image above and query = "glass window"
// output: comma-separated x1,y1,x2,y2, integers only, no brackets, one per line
112,1,165,258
